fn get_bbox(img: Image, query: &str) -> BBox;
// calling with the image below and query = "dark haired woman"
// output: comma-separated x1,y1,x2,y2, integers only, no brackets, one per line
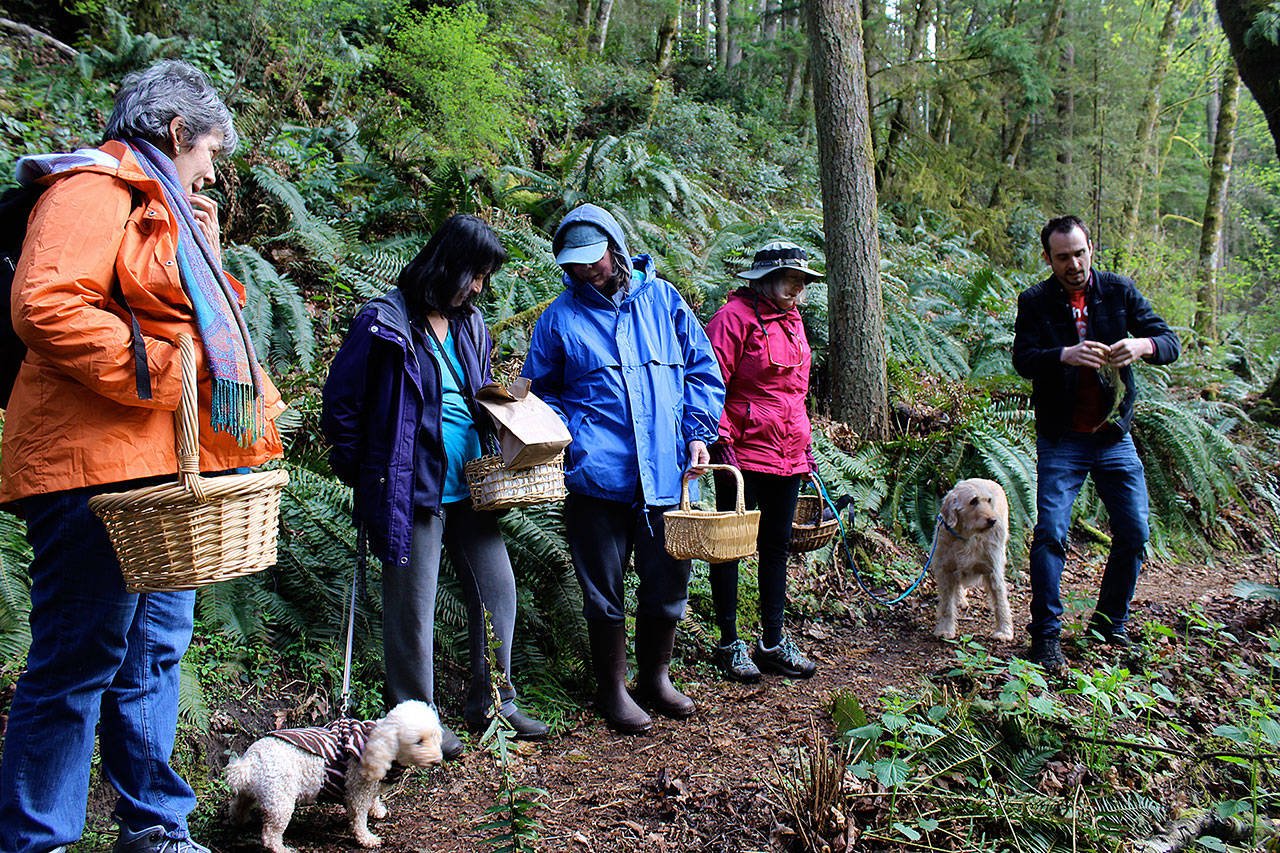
322,214,548,759
705,240,823,684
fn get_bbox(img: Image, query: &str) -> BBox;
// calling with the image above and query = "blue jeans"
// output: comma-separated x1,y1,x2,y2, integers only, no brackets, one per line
0,484,197,851
1028,432,1150,639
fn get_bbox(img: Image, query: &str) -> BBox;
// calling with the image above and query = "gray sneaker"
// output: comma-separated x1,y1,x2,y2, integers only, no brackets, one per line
714,638,762,683
113,824,210,853
754,635,817,679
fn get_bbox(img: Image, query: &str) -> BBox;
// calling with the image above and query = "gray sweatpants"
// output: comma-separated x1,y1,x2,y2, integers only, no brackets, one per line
382,500,519,718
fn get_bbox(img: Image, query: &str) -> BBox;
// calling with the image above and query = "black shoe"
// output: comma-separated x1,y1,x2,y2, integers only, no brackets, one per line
1027,633,1065,671
754,636,817,679
440,722,464,760
1087,614,1132,648
465,706,551,740
715,639,762,683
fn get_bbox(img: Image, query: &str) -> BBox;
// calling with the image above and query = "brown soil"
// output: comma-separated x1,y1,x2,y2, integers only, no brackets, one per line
192,544,1280,853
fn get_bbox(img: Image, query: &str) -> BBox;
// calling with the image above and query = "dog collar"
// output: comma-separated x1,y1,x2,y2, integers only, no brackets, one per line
937,513,968,541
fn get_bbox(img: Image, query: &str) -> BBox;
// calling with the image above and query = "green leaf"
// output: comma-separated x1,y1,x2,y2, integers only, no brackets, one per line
1212,724,1249,743
893,822,922,841
874,756,912,788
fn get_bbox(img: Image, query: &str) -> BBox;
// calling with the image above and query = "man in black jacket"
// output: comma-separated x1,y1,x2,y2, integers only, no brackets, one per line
1012,216,1181,670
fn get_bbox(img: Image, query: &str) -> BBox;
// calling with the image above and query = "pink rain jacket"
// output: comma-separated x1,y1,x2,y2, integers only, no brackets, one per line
706,288,812,476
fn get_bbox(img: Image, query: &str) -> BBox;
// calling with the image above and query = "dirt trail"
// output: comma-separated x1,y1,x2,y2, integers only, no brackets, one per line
203,549,1279,853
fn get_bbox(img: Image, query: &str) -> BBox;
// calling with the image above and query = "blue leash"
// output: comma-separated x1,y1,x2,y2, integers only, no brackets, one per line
810,471,935,606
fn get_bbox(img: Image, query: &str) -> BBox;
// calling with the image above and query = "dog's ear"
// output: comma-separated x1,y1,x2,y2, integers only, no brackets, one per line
941,491,959,529
359,715,401,782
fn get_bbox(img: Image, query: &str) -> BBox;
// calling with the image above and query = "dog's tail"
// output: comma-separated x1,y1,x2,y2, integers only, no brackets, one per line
224,752,251,794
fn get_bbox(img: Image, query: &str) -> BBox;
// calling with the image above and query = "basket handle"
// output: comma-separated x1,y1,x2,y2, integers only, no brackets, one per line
679,463,746,513
176,334,209,502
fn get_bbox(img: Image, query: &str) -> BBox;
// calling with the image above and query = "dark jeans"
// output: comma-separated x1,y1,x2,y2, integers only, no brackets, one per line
1029,432,1150,639
709,470,803,646
383,501,521,719
563,493,691,624
0,483,197,851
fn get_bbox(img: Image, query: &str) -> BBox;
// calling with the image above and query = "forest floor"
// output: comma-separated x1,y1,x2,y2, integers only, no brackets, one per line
190,540,1280,853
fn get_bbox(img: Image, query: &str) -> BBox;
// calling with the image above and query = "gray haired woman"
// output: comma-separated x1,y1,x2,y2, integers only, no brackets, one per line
0,60,285,853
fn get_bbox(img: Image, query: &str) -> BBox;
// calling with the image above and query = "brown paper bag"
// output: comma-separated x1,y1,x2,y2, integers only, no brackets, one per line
475,378,572,469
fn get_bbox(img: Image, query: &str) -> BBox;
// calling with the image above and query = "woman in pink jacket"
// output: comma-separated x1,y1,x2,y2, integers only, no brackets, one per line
706,241,822,683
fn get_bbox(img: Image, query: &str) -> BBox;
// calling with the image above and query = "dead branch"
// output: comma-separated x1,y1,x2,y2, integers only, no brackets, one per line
0,17,78,58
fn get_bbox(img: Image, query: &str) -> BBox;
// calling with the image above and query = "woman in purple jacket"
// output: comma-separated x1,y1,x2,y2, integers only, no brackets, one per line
706,241,823,684
321,215,548,759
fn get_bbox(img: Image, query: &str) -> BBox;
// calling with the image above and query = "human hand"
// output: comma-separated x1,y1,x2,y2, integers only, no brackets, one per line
188,192,222,265
1060,339,1109,368
1107,338,1153,367
685,440,710,480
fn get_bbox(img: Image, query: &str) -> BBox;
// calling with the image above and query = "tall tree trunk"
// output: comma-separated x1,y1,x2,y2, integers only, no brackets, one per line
715,0,729,66
1056,37,1075,201
1193,64,1240,345
589,0,616,54
576,0,594,31
655,12,678,75
1118,0,1193,255
1215,0,1280,158
876,0,935,193
728,0,745,68
805,0,888,438
988,0,1066,208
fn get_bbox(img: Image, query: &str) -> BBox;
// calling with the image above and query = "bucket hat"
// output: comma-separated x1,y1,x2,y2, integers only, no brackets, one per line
554,222,611,266
736,240,824,281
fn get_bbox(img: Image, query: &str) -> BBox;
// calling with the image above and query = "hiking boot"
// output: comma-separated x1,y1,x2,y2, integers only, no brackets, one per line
1027,633,1065,671
1087,613,1133,648
634,618,696,718
439,722,464,760
714,638,762,683
754,635,817,679
113,824,210,853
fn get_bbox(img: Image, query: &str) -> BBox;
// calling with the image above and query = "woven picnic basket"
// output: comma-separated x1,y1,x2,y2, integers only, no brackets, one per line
88,334,289,593
663,464,760,562
465,452,567,511
790,493,838,553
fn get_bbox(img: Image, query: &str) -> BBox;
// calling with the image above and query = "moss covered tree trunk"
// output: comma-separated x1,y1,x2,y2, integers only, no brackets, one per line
805,0,888,439
1215,0,1280,159
1193,64,1240,346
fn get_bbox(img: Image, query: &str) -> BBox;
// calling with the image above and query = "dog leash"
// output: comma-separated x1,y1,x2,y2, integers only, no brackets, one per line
811,471,931,606
337,526,367,719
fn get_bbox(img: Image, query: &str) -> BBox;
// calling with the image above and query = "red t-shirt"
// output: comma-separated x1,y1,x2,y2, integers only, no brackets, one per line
1068,287,1108,433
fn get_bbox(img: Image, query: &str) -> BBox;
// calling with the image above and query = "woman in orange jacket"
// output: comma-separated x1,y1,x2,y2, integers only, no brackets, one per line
0,61,283,853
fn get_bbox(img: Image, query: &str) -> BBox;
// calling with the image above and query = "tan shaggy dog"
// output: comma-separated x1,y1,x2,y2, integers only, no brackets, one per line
226,700,443,852
930,478,1014,642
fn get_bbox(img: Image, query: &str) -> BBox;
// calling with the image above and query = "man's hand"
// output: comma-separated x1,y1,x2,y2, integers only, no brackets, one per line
1107,338,1154,367
1060,339,1110,368
685,440,710,480
188,192,222,266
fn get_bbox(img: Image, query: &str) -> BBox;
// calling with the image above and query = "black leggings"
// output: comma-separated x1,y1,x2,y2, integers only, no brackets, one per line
709,470,803,647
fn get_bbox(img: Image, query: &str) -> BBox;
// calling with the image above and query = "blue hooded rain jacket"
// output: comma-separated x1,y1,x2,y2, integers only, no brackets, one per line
521,204,725,506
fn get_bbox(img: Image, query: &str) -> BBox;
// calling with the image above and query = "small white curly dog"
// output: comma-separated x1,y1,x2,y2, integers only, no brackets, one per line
930,478,1014,642
226,700,443,852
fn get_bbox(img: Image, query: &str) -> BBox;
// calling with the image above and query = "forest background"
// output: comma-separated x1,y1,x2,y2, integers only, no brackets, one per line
0,0,1279,850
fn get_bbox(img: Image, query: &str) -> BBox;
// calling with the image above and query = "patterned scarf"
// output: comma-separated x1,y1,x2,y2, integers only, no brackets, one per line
127,138,264,444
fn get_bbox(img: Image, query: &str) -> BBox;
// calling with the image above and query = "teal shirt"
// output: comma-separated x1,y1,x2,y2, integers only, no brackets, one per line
426,329,482,503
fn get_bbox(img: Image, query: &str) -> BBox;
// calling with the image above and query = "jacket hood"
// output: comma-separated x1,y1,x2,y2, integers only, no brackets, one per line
728,286,800,322
553,203,634,281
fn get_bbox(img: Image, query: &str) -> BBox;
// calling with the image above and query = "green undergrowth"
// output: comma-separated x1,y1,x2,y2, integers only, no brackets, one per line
771,600,1280,852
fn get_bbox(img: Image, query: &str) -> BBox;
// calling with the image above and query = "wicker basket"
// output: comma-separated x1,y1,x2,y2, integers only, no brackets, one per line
88,334,288,593
663,464,760,562
465,453,567,511
790,494,839,553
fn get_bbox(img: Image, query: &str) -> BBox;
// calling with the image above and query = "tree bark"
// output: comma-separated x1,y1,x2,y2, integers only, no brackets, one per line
1193,64,1240,345
1118,0,1193,254
805,0,888,438
715,0,730,67
576,0,594,31
1215,0,1280,158
987,0,1066,208
1056,37,1075,200
589,0,616,54
655,12,678,76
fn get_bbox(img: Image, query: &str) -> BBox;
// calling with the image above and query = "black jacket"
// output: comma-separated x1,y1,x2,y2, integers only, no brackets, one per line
1012,270,1180,440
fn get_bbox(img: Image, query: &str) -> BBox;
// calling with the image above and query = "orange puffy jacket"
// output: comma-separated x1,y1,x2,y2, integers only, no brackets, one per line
0,141,284,504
